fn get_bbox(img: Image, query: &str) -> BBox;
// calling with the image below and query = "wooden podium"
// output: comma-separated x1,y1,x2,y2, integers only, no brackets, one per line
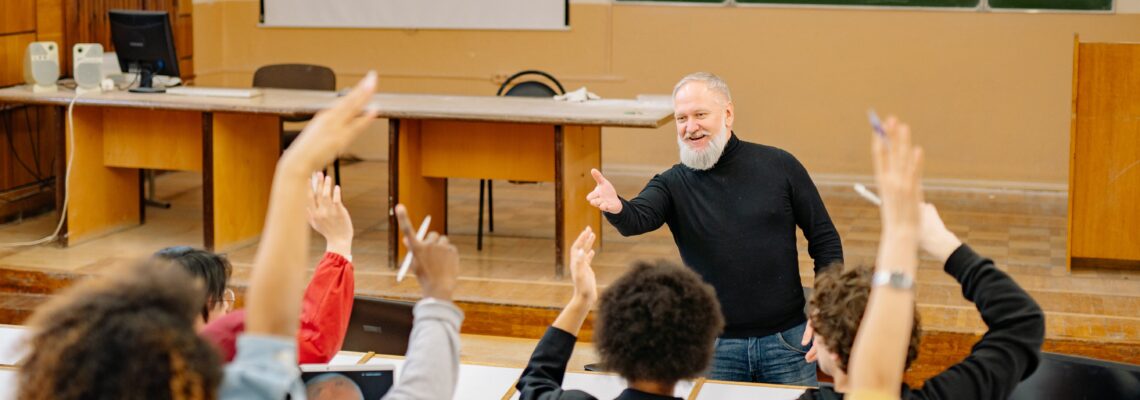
1067,37,1140,270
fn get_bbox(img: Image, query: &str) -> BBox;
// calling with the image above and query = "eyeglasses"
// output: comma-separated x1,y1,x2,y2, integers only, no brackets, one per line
221,288,236,312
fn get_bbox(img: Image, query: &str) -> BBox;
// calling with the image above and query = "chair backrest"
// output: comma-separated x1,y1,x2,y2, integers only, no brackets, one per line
253,64,336,122
496,70,565,97
252,63,336,91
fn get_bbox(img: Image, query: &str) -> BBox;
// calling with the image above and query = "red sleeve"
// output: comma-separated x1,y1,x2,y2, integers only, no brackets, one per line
199,309,247,362
297,252,356,364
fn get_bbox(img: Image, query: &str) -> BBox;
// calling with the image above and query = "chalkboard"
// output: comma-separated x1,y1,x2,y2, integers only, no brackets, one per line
988,0,1112,10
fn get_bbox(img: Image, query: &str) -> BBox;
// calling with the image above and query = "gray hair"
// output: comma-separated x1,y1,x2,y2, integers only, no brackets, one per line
672,72,732,104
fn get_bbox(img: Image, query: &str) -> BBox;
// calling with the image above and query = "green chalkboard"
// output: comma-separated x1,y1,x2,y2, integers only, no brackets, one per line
988,0,1111,10
736,0,977,6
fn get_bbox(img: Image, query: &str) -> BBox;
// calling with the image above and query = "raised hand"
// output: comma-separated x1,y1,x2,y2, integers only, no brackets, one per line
281,71,379,174
308,171,354,258
871,117,924,235
585,169,622,214
395,204,459,301
569,226,598,304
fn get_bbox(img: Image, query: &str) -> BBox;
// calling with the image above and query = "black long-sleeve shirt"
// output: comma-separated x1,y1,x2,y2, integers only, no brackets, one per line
800,244,1046,400
516,327,682,400
605,134,843,338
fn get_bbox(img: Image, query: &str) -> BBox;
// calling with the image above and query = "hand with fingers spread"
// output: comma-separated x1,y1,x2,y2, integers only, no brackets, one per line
395,204,459,301
569,226,598,305
586,169,623,214
308,172,354,258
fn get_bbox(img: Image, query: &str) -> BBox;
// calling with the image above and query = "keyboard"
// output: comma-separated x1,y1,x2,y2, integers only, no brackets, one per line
165,87,263,99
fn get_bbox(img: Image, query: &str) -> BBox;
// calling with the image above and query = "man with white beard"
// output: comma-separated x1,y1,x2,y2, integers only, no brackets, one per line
586,72,843,386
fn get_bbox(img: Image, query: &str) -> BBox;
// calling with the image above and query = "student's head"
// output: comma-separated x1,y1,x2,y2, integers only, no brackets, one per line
809,265,921,380
19,260,222,400
154,246,234,325
672,72,734,170
596,260,724,386
306,373,365,400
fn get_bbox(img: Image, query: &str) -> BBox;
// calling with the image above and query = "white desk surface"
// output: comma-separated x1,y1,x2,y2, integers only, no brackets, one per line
0,325,28,366
695,381,807,399
0,367,17,400
0,86,673,128
334,351,522,400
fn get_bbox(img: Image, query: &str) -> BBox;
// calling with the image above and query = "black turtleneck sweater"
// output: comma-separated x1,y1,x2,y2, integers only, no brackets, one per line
605,133,843,338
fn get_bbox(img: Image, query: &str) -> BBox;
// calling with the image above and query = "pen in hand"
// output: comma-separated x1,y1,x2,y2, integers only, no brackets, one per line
397,214,431,282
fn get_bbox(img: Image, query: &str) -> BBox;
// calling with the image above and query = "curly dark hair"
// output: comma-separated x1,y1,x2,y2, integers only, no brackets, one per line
19,260,223,400
595,260,724,384
808,265,921,373
154,246,233,323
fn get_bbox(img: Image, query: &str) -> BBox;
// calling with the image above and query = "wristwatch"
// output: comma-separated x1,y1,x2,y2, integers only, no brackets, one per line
872,271,915,290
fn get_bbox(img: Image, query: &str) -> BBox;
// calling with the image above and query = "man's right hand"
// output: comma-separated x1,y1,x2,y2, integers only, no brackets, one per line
395,204,459,302
586,168,623,214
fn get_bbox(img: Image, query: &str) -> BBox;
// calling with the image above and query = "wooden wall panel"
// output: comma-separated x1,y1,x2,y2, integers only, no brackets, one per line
0,106,59,190
35,0,65,47
1069,42,1140,265
0,34,36,87
0,0,38,35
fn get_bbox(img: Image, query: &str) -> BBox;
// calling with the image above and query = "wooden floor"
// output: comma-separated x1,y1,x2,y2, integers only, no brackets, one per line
0,160,1138,350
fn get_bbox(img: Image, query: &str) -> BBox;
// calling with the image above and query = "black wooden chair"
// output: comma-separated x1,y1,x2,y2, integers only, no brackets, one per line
477,70,566,251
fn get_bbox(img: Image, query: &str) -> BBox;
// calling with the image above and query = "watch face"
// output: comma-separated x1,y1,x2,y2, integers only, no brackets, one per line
873,271,914,290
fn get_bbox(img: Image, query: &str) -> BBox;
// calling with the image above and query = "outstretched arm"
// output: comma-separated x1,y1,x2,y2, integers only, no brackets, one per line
245,72,377,337
848,116,924,395
516,227,600,400
382,204,464,400
297,171,357,363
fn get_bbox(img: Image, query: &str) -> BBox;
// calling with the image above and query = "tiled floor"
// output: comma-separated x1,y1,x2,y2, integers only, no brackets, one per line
0,160,1137,345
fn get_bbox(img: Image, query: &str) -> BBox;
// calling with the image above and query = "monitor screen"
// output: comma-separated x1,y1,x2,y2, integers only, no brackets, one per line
108,9,179,92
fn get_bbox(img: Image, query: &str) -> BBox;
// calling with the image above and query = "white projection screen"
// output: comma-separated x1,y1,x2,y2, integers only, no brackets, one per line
261,0,569,30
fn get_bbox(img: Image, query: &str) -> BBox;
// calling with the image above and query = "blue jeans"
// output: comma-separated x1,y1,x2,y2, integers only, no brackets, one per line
708,321,818,386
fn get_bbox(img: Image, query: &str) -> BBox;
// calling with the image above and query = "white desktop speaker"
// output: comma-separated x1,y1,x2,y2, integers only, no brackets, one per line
73,43,105,95
23,42,60,93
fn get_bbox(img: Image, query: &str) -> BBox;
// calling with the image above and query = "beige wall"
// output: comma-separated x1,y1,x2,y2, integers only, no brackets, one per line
193,0,1140,187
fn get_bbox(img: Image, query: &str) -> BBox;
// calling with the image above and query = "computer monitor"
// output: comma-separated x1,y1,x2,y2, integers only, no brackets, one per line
108,9,180,93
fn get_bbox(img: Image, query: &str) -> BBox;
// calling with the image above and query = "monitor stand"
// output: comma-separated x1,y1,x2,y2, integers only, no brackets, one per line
129,68,165,93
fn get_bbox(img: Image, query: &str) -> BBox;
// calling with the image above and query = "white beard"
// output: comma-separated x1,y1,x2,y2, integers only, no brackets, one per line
678,124,729,171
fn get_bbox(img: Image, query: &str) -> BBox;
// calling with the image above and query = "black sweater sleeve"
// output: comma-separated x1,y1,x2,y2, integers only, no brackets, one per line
516,327,598,400
909,244,1046,400
605,174,672,237
783,152,843,273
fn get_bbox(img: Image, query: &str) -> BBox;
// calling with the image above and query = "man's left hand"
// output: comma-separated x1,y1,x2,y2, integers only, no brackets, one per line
802,319,818,362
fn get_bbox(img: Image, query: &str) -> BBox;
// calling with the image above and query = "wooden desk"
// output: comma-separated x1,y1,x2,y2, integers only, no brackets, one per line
381,97,672,276
0,87,335,250
0,88,672,268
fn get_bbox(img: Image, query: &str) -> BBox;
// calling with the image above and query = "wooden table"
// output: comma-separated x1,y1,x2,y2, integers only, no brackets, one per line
379,96,672,276
0,87,673,275
0,86,338,250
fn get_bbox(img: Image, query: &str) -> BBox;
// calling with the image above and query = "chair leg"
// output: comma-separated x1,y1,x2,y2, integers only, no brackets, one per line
488,180,494,232
477,179,485,251
144,170,171,209
333,159,341,186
